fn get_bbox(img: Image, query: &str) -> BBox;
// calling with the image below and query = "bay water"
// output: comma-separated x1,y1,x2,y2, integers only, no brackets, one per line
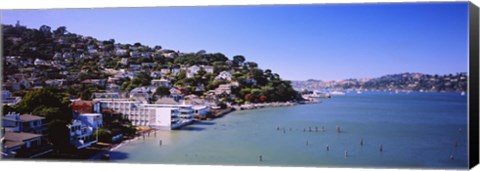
109,92,468,169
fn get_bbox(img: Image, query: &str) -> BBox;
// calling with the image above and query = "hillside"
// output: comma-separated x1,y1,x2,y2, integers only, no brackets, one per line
2,23,300,104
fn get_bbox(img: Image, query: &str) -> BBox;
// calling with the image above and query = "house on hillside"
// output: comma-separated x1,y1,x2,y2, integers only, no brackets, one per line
150,71,163,78
186,65,201,78
202,65,214,73
215,71,232,81
2,90,21,106
33,58,49,66
120,58,129,65
44,79,66,87
2,113,46,134
151,78,170,88
160,68,171,75
130,64,141,71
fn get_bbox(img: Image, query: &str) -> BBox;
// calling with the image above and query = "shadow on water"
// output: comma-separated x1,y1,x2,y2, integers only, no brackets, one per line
194,121,216,125
177,127,206,131
108,151,129,160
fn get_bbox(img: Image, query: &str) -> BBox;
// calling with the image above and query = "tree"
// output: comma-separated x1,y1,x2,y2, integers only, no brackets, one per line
14,88,72,122
39,25,52,38
233,55,246,67
245,62,258,69
48,120,73,152
32,106,64,122
94,129,112,142
155,86,171,97
2,105,15,115
53,26,67,37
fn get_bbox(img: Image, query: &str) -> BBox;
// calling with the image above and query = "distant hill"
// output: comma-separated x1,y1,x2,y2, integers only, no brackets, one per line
292,72,467,92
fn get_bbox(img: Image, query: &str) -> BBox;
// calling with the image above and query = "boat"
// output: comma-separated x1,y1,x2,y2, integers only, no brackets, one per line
303,91,330,99
311,91,331,98
330,91,345,96
461,91,466,96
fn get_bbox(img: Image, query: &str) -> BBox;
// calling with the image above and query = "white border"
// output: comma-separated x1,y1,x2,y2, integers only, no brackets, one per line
0,0,472,10
1,0,479,171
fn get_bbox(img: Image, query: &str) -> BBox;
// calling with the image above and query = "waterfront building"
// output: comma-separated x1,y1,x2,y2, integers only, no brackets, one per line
93,99,194,130
78,113,103,130
1,131,52,158
2,113,46,134
68,119,98,149
193,105,209,119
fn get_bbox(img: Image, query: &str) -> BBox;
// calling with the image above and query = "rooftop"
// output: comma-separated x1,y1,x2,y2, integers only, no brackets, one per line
79,113,102,117
4,131,42,142
3,140,25,149
20,114,44,122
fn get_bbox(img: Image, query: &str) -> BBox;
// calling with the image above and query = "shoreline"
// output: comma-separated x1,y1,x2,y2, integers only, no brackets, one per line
88,128,156,160
90,100,320,160
232,100,319,111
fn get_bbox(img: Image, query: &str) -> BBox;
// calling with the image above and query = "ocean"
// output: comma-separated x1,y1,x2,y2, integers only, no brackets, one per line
109,91,468,169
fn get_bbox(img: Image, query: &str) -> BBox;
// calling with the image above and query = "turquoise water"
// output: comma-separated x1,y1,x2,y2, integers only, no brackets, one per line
109,92,468,169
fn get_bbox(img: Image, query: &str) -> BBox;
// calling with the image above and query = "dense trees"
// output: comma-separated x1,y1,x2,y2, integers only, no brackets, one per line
155,86,171,97
14,88,72,122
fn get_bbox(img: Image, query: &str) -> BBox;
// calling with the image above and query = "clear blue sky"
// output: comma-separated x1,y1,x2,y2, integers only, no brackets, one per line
1,2,469,81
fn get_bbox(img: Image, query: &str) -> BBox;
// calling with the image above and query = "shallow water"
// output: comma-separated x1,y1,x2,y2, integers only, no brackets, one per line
110,92,468,169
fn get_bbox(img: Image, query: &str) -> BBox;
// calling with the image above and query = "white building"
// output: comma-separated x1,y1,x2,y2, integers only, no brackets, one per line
93,99,194,130
130,64,141,71
130,51,140,58
78,113,103,130
34,58,49,66
160,68,171,75
214,84,232,95
142,104,194,130
150,71,163,78
151,78,170,87
202,65,214,74
44,79,66,87
171,68,181,74
120,58,129,65
116,49,128,56
215,71,232,81
186,65,201,78
68,119,97,149
193,105,209,118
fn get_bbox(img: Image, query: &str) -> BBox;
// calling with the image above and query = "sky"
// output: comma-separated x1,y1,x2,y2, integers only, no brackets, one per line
1,2,469,81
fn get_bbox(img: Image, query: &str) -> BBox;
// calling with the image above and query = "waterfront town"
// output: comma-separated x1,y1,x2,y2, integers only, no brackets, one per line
1,22,306,159
1,21,467,161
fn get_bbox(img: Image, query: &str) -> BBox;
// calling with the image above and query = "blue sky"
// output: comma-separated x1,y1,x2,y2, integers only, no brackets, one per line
1,2,469,81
